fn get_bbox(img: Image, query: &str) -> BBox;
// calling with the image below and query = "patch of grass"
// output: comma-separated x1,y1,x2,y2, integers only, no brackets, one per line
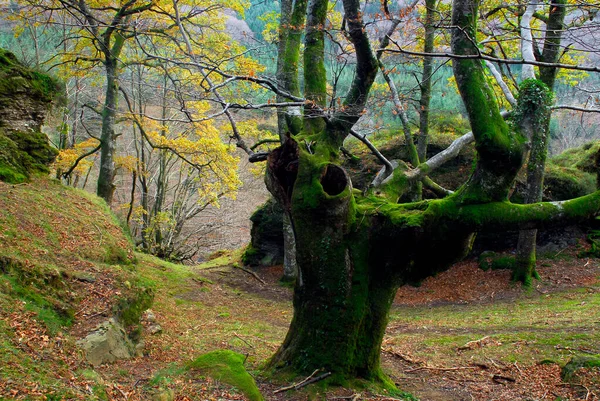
387,284,600,367
149,363,185,386
197,248,243,270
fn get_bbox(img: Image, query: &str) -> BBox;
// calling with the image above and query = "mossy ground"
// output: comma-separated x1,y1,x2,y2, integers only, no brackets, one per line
1,177,599,400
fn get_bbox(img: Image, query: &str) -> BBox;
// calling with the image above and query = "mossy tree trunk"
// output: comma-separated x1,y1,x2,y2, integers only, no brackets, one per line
265,0,600,382
275,0,302,281
513,80,552,284
514,0,566,285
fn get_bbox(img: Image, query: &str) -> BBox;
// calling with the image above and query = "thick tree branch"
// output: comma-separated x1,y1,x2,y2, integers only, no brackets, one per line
381,45,600,74
333,0,379,132
520,0,539,80
62,142,102,178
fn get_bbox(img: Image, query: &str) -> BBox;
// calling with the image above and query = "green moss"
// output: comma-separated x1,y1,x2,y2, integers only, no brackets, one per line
551,141,600,173
561,356,600,381
0,48,62,103
187,350,264,401
478,252,516,271
0,126,58,184
113,277,155,330
544,163,595,201
241,244,259,265
0,166,27,184
0,257,73,333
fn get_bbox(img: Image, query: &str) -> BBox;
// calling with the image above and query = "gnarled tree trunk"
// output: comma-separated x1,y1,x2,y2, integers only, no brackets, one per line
264,0,600,384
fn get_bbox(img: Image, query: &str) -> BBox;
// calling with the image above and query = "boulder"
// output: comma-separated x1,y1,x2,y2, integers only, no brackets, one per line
76,318,136,366
243,198,284,266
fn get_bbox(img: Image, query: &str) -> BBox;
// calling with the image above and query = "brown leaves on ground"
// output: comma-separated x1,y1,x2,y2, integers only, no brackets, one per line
395,250,600,306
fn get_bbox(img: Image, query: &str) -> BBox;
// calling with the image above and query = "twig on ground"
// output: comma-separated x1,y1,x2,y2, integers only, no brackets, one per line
381,347,422,365
92,223,103,246
457,336,490,351
513,362,524,375
273,369,331,393
114,385,128,400
555,345,598,354
485,357,506,369
330,394,361,400
236,266,266,285
233,332,255,349
86,309,109,319
492,374,516,384
405,366,477,373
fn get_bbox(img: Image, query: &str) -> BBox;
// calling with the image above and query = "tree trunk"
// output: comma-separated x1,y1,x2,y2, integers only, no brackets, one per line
513,81,551,284
514,0,566,285
267,145,397,382
96,59,119,204
281,213,297,282
277,0,298,282
417,0,436,162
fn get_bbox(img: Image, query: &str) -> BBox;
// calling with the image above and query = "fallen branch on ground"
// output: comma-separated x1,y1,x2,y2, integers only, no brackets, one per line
236,266,266,285
457,336,491,351
492,374,516,384
381,347,422,365
405,366,478,373
274,369,331,393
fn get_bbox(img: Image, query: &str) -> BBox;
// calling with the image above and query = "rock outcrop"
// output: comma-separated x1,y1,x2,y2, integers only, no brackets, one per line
0,49,61,183
243,198,284,267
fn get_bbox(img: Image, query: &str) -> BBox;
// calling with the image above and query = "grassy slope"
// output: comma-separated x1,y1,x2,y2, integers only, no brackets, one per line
0,177,599,400
0,178,287,400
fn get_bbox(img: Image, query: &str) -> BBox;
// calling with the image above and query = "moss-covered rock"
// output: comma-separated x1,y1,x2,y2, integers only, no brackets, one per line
187,350,263,401
244,198,284,266
113,278,155,341
0,49,61,183
561,355,600,382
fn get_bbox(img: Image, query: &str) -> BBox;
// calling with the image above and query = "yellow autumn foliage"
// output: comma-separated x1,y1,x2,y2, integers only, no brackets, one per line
52,138,99,176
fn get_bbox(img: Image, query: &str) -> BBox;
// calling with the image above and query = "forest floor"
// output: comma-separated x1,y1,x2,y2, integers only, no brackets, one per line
1,179,599,400
65,251,600,401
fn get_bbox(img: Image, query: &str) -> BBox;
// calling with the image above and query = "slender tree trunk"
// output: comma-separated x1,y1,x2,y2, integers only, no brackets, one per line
97,58,119,204
417,0,436,162
281,213,297,282
303,0,328,135
514,0,566,285
513,81,551,284
276,0,299,281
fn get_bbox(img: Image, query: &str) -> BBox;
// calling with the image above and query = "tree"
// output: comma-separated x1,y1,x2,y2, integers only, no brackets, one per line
262,0,600,383
8,0,249,205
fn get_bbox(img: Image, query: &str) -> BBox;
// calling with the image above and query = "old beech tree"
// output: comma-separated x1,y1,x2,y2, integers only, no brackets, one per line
264,0,600,383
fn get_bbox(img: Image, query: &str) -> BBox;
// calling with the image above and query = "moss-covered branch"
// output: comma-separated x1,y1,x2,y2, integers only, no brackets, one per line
450,0,525,204
281,0,308,135
332,0,378,138
303,0,328,135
